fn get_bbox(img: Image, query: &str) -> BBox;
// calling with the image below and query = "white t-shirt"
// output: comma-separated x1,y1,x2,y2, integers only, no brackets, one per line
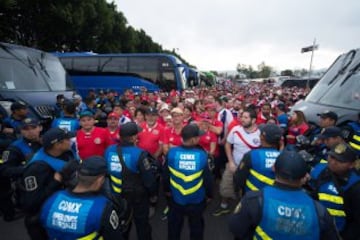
226,125,261,165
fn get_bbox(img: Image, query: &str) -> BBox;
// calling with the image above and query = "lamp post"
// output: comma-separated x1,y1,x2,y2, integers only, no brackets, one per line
301,38,319,89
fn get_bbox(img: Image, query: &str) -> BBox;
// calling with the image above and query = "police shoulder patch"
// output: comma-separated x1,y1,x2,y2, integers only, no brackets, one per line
24,176,38,191
110,210,119,230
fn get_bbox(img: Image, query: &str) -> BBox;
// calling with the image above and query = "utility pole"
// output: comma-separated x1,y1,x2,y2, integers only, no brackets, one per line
301,38,319,89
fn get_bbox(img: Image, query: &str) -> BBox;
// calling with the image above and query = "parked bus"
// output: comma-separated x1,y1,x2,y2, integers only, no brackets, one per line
0,42,73,127
292,48,360,126
55,52,197,97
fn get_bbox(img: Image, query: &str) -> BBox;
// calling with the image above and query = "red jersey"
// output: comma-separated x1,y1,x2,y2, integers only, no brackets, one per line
227,119,241,133
106,128,120,145
287,122,309,144
163,127,182,147
138,122,165,156
199,130,217,154
76,127,111,160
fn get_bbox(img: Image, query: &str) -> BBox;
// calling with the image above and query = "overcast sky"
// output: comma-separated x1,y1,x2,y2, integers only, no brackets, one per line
115,0,360,72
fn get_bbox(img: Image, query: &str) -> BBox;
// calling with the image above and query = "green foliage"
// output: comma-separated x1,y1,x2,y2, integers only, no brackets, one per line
0,0,190,64
280,69,294,76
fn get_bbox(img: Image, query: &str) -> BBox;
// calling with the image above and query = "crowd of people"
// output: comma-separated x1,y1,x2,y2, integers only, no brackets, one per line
0,81,359,240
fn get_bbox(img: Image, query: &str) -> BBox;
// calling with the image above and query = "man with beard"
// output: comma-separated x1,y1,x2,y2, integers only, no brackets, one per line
213,108,261,216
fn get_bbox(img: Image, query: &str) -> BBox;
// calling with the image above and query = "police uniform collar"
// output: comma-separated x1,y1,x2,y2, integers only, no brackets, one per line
121,141,135,147
274,181,303,191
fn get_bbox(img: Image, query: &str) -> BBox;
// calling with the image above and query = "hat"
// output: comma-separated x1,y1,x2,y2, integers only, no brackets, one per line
260,123,282,144
78,156,107,176
120,122,142,137
171,107,184,115
318,127,342,139
72,94,82,101
328,143,357,162
145,107,158,115
20,117,39,129
181,124,205,141
42,128,75,148
159,104,170,112
10,102,27,111
275,151,308,180
107,112,120,119
79,110,94,118
317,110,338,122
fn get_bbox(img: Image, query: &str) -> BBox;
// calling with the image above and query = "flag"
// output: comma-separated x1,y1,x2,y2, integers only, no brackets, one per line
301,45,319,53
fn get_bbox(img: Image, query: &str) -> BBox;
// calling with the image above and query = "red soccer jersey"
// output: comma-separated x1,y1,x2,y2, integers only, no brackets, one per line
199,130,217,154
106,128,120,145
138,122,165,156
76,127,112,160
163,127,182,147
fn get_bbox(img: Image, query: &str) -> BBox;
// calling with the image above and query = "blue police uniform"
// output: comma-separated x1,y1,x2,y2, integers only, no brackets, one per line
347,122,360,155
51,117,80,133
164,145,213,240
311,163,360,232
40,190,111,240
244,148,279,192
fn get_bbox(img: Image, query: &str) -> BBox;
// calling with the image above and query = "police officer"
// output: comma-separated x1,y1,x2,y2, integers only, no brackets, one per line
51,100,80,133
342,112,360,156
20,127,78,240
233,123,282,194
310,143,360,239
0,118,42,221
315,127,345,164
40,156,124,240
229,150,339,240
2,102,29,141
104,122,158,240
163,124,213,240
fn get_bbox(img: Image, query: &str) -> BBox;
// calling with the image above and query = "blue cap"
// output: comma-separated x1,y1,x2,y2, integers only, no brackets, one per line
120,122,142,137
78,156,107,176
42,128,75,148
20,117,40,129
328,143,357,162
259,123,283,144
275,151,307,180
318,127,342,139
79,111,94,118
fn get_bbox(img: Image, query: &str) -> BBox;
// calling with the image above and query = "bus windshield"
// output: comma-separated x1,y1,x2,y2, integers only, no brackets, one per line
0,44,68,91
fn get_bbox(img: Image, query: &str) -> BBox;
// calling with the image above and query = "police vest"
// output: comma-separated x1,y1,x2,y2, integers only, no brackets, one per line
11,138,35,163
348,122,360,154
167,146,207,205
52,117,80,133
311,163,360,231
255,186,320,240
245,148,279,192
28,148,67,172
40,190,109,240
104,145,144,197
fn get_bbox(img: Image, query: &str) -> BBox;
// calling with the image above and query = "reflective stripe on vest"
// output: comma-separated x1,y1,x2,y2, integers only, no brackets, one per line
319,159,327,163
254,225,272,240
110,175,122,193
170,177,203,195
247,169,275,189
246,180,258,191
169,166,203,182
77,231,104,240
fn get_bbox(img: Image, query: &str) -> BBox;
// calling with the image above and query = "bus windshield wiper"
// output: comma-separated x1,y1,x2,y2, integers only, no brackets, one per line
328,49,356,85
98,57,113,72
340,61,360,86
37,52,50,78
0,43,38,76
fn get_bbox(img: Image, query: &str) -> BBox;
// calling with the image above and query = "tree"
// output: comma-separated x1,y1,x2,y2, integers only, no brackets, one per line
280,69,294,76
257,61,272,78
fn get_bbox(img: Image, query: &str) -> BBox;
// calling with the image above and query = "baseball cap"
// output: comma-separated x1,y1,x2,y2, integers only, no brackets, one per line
159,104,170,112
171,107,184,115
120,122,142,137
78,156,107,176
275,151,308,180
181,124,205,141
20,117,39,129
328,143,357,162
107,112,120,119
318,127,342,139
317,110,338,122
145,107,158,115
79,110,94,118
259,123,283,144
42,128,75,148
10,102,27,111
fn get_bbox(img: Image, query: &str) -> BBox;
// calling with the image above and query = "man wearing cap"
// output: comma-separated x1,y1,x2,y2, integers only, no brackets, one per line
163,107,185,156
19,127,78,239
233,123,282,195
314,127,345,164
104,122,158,240
138,107,165,160
51,100,80,133
40,156,125,240
106,112,121,145
163,124,213,240
2,102,29,140
310,143,360,239
0,118,42,221
112,102,131,126
229,150,339,240
76,111,111,160
342,112,360,156
306,110,338,143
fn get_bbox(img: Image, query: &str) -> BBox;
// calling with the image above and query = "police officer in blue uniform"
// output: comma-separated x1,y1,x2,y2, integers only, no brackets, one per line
20,127,78,240
0,118,42,221
2,102,29,141
104,122,158,240
51,100,80,133
233,123,282,194
229,150,339,240
310,143,360,240
342,112,360,156
163,124,213,240
40,156,124,240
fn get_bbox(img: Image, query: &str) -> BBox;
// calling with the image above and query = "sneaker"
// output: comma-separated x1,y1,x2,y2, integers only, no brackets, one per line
161,206,169,221
212,206,230,217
